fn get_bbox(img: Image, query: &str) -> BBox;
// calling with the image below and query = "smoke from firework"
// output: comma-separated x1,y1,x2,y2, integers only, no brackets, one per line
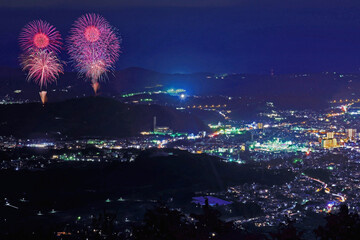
67,13,121,86
19,20,62,53
20,49,64,88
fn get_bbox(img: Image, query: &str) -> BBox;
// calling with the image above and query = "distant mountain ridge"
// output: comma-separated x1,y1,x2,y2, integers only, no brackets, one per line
0,66,359,108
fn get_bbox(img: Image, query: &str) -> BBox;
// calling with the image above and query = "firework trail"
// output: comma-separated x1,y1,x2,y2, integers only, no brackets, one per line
67,13,121,93
19,20,62,53
20,49,64,88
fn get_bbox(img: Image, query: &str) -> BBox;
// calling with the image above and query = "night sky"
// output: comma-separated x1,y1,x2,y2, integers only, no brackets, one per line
2,0,360,74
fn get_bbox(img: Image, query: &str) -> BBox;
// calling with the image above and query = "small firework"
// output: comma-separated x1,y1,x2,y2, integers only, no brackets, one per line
19,20,62,53
67,13,120,92
39,91,48,105
20,49,64,88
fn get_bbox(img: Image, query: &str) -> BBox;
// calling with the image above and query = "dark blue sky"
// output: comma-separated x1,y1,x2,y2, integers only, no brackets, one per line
2,0,360,74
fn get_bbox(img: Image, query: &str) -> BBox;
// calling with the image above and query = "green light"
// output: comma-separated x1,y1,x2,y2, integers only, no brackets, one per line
121,91,145,98
166,88,186,94
302,199,309,205
293,158,303,164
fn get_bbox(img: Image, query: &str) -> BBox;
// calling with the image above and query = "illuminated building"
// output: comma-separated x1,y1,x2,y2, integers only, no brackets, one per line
321,138,338,149
257,123,264,129
153,116,172,134
327,132,334,139
321,132,339,149
346,129,357,141
155,126,172,134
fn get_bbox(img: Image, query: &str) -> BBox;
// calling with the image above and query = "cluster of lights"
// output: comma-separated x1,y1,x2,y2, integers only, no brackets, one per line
187,104,227,109
249,138,309,153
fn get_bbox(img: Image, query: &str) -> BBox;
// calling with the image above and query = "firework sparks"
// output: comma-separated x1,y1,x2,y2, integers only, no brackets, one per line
20,49,64,88
19,19,64,104
39,91,48,105
19,20,62,53
67,13,121,93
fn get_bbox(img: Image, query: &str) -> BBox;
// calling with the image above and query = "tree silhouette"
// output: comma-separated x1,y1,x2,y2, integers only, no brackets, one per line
270,218,303,240
132,199,267,240
91,210,117,238
132,204,193,240
314,204,360,240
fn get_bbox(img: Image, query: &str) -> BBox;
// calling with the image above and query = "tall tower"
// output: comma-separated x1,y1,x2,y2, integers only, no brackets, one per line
153,116,157,132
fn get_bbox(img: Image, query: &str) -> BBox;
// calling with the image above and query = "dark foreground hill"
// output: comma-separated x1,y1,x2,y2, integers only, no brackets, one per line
0,149,295,238
0,97,207,137
0,149,295,208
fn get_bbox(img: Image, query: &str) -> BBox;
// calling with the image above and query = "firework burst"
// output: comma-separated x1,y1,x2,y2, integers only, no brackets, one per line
67,13,121,92
20,49,64,88
19,20,62,53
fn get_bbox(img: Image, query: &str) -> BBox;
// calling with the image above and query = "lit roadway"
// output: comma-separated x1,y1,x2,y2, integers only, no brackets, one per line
303,174,346,206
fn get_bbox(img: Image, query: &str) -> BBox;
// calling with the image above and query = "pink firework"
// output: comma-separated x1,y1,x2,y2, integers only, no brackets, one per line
19,20,62,53
67,13,121,85
20,49,64,88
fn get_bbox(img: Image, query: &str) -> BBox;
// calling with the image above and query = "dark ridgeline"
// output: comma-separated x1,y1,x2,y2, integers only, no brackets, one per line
0,97,207,137
0,67,359,109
